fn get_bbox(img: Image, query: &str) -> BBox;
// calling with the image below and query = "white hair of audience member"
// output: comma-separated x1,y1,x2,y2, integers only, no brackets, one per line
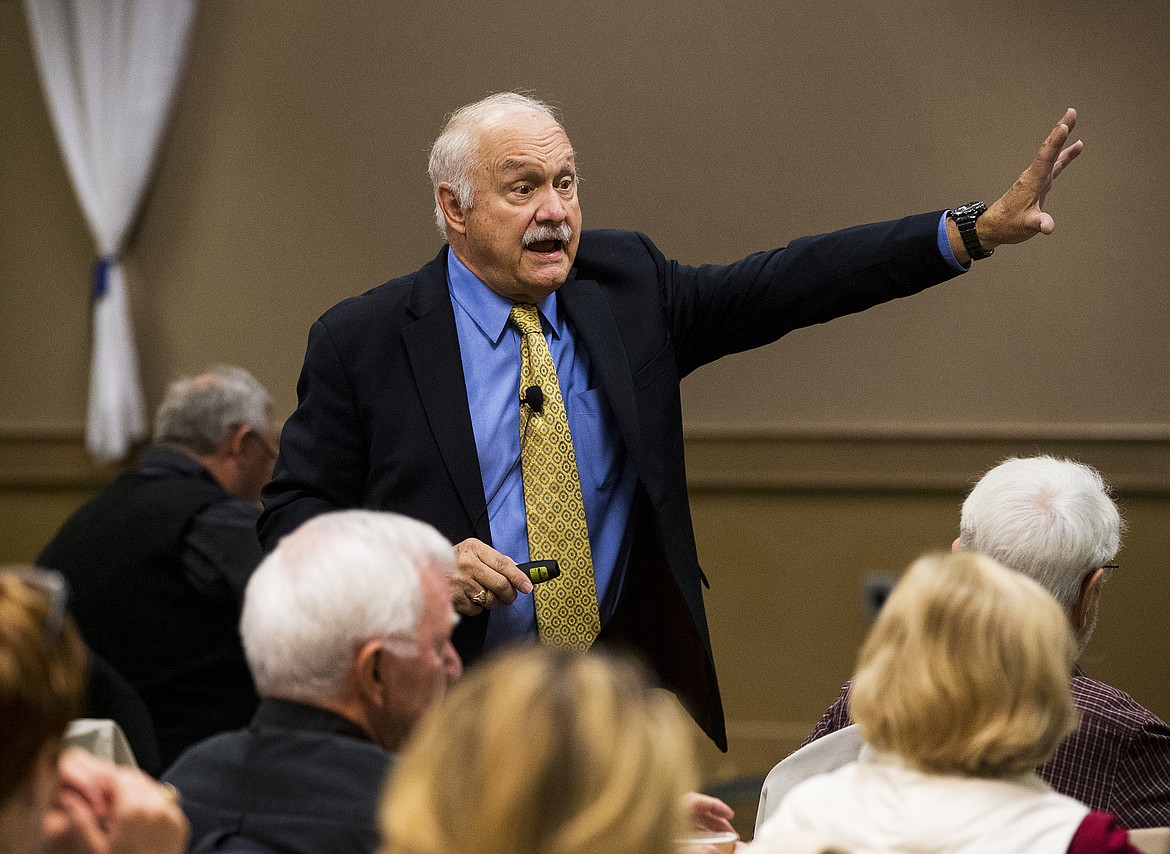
240,510,456,704
958,455,1123,613
427,91,564,240
154,365,272,455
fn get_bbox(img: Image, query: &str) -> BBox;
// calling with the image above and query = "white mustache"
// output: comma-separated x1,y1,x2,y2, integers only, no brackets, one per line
522,224,573,246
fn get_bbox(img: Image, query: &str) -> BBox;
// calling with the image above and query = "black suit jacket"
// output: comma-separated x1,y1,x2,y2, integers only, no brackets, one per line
259,217,959,749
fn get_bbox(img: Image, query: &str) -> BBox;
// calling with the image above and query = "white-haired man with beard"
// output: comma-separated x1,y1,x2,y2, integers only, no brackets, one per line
800,455,1170,828
163,510,462,854
260,91,1084,752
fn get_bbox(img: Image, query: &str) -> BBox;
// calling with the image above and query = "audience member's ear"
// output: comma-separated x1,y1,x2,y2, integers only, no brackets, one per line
214,424,251,460
951,536,961,552
1072,568,1105,634
353,640,389,707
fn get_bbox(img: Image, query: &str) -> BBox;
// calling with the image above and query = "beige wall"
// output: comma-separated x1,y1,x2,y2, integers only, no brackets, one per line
2,0,1168,797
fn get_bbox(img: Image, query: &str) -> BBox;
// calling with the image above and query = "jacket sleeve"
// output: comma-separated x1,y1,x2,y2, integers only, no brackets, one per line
656,211,961,377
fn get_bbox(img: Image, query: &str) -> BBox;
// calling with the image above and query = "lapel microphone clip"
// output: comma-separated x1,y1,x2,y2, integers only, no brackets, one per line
521,385,545,414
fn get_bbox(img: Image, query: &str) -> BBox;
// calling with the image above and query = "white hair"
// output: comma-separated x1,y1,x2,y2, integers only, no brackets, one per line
427,92,563,241
240,510,455,703
959,455,1123,613
154,365,271,455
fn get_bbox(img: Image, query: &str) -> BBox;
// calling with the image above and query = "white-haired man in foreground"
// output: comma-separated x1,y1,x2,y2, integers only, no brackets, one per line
802,455,1170,828
163,510,462,854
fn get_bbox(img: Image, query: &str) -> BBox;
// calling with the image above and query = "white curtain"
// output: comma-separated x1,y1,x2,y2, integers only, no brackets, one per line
24,0,198,462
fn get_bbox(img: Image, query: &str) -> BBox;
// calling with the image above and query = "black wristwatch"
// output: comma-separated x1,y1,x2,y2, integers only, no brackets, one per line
947,202,994,260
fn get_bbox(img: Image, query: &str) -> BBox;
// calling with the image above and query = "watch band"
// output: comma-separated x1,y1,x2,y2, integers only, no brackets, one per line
947,202,994,261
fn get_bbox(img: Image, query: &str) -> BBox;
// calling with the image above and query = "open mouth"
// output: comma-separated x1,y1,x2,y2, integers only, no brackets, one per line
525,239,564,255
522,223,572,259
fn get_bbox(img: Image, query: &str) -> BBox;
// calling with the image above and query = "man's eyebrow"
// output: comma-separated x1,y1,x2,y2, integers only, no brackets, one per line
499,155,577,175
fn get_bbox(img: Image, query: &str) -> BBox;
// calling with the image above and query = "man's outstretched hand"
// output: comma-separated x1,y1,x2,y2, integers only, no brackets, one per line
950,108,1084,261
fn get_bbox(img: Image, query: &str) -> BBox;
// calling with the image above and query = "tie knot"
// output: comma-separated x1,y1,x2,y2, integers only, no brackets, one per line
510,303,543,336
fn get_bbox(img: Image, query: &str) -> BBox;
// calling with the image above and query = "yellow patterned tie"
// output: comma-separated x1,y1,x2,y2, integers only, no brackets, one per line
510,303,600,650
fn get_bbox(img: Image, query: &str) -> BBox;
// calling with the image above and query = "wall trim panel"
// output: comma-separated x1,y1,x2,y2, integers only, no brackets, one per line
4,424,1167,493
0,426,124,488
684,423,1170,494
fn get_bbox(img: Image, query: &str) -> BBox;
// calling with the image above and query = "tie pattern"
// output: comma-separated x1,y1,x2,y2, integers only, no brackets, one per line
510,303,600,650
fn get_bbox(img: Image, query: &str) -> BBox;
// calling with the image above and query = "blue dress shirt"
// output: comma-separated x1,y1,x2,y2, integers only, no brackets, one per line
938,212,969,272
446,251,637,649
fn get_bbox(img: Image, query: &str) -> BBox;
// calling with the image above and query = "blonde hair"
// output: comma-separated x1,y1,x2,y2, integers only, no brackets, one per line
850,552,1077,777
380,647,696,854
0,568,86,805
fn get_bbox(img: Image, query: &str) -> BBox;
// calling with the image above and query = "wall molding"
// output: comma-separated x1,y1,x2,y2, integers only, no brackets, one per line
0,426,125,488
683,423,1170,494
3,423,1167,493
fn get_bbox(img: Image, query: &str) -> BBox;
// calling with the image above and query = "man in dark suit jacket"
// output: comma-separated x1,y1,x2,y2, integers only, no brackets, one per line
259,93,1084,750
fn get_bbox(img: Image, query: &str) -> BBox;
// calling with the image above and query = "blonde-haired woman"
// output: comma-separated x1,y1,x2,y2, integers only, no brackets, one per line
756,552,1140,854
380,646,717,854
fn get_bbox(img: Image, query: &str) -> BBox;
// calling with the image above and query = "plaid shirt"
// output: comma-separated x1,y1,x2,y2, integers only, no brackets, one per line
804,667,1170,829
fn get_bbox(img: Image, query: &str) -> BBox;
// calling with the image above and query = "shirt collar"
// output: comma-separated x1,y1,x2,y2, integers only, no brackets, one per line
253,697,377,745
138,445,218,485
446,248,562,344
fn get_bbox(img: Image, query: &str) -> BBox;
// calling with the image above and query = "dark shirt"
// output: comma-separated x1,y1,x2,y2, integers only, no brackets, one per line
39,445,262,766
804,666,1170,828
163,698,391,854
137,447,263,601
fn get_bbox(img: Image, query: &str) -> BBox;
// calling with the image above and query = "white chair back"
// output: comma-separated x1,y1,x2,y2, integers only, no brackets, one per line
754,724,865,837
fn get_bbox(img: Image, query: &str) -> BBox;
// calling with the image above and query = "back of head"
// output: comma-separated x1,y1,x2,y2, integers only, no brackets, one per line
154,365,271,455
240,511,454,704
0,567,86,806
428,91,562,240
380,647,696,854
959,455,1122,612
850,552,1078,778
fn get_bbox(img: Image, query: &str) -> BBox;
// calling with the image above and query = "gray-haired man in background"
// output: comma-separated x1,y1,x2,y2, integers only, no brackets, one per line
804,455,1170,828
38,365,280,767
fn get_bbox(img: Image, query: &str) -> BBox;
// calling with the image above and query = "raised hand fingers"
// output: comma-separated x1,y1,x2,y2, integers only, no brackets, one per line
1052,138,1083,181
1026,109,1075,181
982,108,1083,247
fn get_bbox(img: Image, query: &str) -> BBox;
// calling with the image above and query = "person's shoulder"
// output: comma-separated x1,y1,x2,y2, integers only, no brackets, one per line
196,496,261,526
573,229,665,283
162,728,251,781
1072,674,1170,734
576,228,656,258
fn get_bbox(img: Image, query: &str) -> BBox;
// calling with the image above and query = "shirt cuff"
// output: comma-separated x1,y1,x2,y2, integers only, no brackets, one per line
938,211,970,273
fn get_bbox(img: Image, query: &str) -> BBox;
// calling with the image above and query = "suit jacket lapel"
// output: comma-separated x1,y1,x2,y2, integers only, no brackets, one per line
558,276,645,477
402,249,491,541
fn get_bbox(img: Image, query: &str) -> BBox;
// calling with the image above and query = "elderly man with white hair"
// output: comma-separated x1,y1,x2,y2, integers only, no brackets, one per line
163,510,462,854
801,455,1170,828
